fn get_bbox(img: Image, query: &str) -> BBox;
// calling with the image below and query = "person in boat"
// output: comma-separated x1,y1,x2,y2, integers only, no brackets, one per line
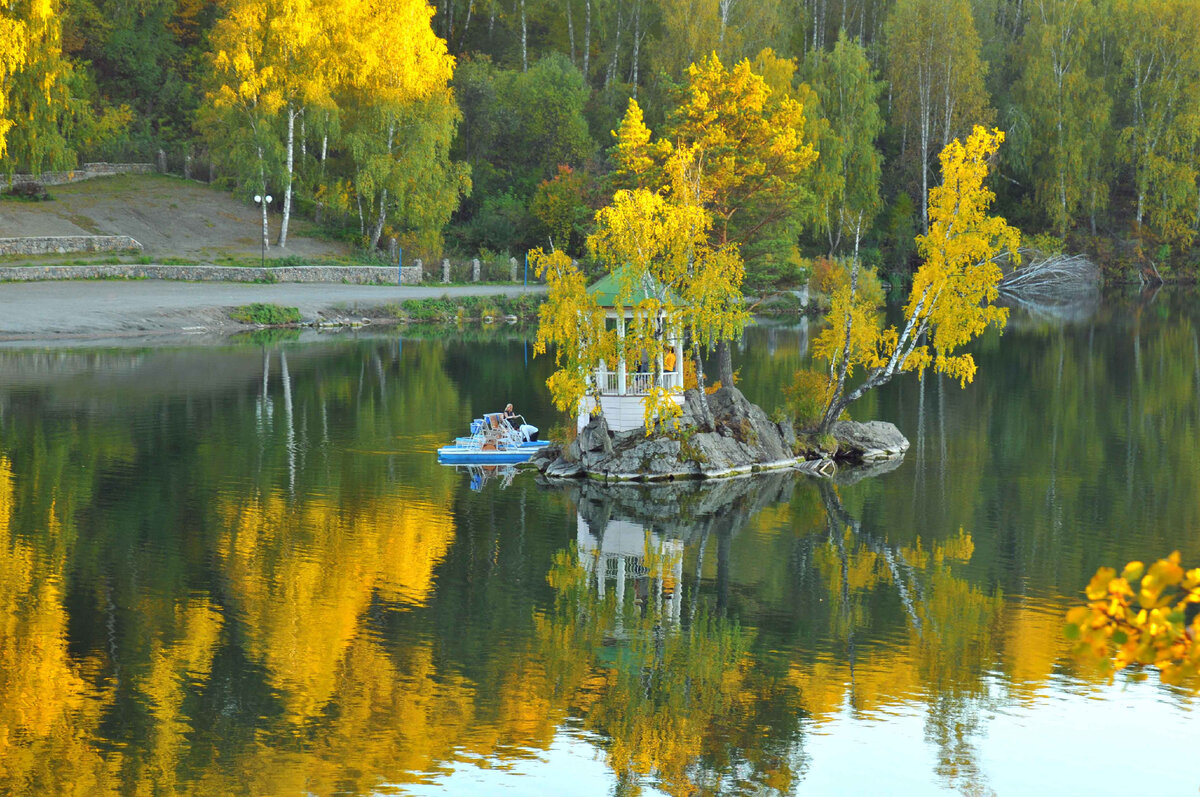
503,402,539,443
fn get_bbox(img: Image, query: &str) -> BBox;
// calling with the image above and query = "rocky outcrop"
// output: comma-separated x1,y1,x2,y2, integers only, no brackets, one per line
534,384,912,482
828,420,910,463
538,385,800,481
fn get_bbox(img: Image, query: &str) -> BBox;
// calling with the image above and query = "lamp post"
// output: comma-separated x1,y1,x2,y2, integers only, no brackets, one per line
253,194,273,268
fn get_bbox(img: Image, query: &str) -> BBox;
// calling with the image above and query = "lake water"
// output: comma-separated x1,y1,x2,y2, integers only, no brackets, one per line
0,290,1197,796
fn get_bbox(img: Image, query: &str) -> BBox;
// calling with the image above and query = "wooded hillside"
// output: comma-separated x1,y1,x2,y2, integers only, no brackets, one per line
2,0,1198,280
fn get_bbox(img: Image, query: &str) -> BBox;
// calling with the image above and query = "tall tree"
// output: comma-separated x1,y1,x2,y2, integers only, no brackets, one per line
203,0,341,249
1114,0,1200,250
337,0,467,253
613,53,816,385
802,33,885,255
0,0,74,173
1016,0,1111,237
886,0,993,230
812,126,1019,433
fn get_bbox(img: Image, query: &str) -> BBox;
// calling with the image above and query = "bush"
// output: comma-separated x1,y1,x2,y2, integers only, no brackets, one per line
784,368,836,431
807,256,885,307
230,303,301,325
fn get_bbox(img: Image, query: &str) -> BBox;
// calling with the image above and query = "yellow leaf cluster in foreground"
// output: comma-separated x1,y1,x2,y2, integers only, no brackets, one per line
1065,552,1200,685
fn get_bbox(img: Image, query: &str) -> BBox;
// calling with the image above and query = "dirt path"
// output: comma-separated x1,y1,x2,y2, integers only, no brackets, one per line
0,281,544,345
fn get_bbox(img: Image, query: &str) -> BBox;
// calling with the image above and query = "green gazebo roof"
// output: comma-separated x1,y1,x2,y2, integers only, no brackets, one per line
587,266,681,308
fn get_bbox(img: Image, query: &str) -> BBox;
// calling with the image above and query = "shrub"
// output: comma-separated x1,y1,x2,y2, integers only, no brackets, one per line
784,368,835,431
230,303,301,325
808,256,885,307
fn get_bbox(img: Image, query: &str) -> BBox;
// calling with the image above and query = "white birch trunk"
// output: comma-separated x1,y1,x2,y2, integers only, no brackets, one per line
278,103,297,248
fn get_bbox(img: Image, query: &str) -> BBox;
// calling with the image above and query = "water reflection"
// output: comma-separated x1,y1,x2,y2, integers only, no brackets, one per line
0,294,1196,795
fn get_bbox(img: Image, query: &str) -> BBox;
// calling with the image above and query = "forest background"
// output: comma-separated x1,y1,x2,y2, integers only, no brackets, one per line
2,0,1199,285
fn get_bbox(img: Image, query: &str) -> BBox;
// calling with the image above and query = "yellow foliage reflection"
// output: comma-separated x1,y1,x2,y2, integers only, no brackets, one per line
0,457,117,795
217,490,456,724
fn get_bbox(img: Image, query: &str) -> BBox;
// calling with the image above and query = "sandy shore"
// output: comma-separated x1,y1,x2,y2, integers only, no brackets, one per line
0,280,544,346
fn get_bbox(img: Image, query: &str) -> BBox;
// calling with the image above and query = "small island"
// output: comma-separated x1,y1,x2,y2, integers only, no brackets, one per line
531,128,1017,483
533,383,909,481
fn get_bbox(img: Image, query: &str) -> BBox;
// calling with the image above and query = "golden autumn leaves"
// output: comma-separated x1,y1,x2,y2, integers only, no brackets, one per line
1066,553,1200,685
810,125,1018,432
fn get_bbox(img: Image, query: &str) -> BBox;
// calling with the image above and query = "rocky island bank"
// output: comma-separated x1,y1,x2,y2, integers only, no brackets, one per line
532,385,910,481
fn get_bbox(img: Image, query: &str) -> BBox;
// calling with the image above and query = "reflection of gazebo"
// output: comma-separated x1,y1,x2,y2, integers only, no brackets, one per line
576,513,685,626
578,269,687,433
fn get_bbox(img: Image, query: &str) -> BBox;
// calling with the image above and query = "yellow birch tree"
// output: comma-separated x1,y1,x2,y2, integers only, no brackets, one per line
810,126,1020,433
532,248,614,415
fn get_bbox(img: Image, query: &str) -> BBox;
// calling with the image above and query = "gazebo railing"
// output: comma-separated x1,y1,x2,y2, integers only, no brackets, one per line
598,370,681,395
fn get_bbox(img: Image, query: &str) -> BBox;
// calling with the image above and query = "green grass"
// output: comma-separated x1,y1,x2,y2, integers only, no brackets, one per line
229,303,302,325
386,293,546,323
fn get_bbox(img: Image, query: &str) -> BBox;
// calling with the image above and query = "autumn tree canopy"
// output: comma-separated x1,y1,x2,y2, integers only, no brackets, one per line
810,125,1020,433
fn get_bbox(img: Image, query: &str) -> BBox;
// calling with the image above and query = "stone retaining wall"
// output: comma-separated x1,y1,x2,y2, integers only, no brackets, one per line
0,263,424,285
0,236,143,256
2,162,155,190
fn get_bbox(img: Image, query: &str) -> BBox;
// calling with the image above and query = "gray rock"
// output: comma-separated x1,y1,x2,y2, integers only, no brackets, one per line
545,459,585,479
529,444,560,472
602,436,683,477
578,414,613,456
829,420,910,462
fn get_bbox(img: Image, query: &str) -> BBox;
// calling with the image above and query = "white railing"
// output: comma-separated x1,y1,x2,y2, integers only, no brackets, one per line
596,370,681,395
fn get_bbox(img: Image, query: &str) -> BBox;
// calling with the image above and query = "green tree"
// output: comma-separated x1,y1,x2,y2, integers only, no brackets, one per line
0,0,75,173
885,0,993,230
802,32,884,256
1114,0,1200,250
1016,0,1112,237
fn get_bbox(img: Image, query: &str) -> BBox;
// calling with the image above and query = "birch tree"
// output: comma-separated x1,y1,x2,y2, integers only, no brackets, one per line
0,0,74,172
886,0,992,230
812,126,1020,433
1115,0,1200,249
204,0,340,249
803,33,884,256
339,0,466,253
1016,0,1111,237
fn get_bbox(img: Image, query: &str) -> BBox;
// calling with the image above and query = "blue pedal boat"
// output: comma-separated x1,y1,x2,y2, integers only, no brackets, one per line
437,413,547,465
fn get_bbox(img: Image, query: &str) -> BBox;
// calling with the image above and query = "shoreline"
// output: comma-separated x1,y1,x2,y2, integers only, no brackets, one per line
0,279,545,346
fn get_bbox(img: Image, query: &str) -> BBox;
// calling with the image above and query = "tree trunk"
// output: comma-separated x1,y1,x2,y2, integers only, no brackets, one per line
520,0,527,71
583,0,591,82
716,339,734,388
629,0,641,95
566,0,576,65
606,0,623,88
278,103,298,248
257,153,269,258
369,189,388,251
692,345,712,429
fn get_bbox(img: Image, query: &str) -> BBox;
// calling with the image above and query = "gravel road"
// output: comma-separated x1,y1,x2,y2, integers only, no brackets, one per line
0,280,545,345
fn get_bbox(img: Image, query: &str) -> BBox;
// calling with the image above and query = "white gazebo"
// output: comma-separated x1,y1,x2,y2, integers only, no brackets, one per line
577,270,686,433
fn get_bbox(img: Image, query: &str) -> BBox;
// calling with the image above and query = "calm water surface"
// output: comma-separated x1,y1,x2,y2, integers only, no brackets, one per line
0,291,1197,796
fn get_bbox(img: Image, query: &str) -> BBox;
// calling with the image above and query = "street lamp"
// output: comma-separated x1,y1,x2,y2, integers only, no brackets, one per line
254,194,273,268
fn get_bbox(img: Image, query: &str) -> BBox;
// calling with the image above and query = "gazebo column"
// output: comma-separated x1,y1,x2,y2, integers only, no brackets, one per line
617,315,627,395
674,338,685,388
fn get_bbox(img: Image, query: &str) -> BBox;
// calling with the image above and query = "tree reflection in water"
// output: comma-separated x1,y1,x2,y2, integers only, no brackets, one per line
537,470,1005,795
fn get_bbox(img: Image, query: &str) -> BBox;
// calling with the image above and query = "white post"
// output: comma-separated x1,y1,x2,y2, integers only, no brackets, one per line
598,358,607,393
472,258,481,282
442,258,450,284
674,336,684,389
617,314,627,395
